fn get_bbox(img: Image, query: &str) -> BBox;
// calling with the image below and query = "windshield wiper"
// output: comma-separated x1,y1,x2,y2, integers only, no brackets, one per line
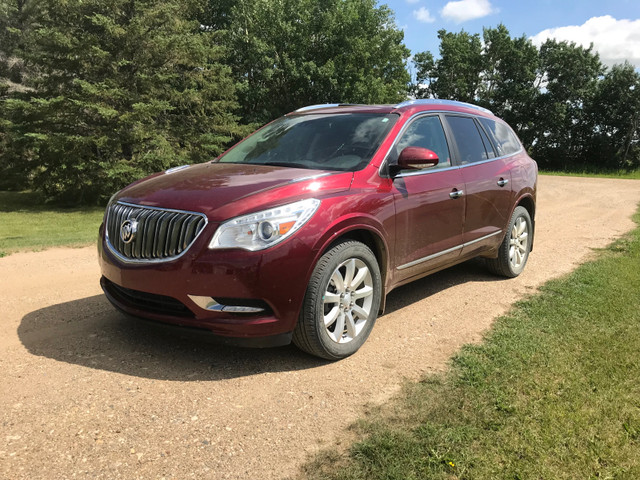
260,161,310,169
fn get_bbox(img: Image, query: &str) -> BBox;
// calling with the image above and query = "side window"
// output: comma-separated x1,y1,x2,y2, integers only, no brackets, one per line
445,115,489,164
476,120,496,158
478,118,522,156
391,115,451,171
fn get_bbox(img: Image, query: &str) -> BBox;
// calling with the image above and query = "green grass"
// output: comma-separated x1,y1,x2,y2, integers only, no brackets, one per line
301,207,640,480
0,191,105,256
540,168,640,179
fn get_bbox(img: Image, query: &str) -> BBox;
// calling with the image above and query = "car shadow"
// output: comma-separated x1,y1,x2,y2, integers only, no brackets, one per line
18,259,503,381
383,258,504,315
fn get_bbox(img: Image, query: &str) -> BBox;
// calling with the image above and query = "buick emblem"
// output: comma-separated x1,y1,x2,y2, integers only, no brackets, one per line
120,219,138,244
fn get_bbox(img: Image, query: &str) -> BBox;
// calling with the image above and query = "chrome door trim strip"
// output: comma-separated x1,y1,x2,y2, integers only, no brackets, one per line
396,230,503,270
397,244,463,270
464,229,502,247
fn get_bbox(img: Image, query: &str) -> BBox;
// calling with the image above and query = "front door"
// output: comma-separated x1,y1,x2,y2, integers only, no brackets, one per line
390,115,465,282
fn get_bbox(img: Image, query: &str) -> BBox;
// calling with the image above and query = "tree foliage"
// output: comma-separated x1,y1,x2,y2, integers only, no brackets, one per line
220,0,411,124
0,0,411,202
2,7,640,204
586,63,640,169
412,24,640,170
414,29,482,103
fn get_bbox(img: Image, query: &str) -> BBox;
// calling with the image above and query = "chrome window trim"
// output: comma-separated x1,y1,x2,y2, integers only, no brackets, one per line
104,201,209,265
394,164,461,178
378,110,523,179
397,230,503,270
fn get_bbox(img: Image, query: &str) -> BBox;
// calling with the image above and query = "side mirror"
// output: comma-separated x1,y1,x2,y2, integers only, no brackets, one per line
397,147,439,170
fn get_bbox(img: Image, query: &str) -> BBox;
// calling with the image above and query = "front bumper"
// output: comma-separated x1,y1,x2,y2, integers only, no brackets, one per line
98,222,315,342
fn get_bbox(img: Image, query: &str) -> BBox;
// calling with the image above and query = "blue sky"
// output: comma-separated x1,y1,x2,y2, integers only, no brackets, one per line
383,0,640,68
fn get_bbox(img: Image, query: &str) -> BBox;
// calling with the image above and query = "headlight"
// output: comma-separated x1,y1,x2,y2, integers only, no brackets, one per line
209,199,321,251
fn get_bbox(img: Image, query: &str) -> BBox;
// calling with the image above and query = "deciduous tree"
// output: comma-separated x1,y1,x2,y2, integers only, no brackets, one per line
219,0,411,124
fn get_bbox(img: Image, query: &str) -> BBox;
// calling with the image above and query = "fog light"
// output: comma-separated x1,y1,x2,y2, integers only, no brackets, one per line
188,295,265,313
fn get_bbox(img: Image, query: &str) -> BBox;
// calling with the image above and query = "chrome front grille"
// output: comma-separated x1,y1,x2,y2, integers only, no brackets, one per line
105,201,207,262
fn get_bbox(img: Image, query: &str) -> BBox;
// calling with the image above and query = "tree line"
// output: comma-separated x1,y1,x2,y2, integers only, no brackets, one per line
1,0,638,204
414,25,640,173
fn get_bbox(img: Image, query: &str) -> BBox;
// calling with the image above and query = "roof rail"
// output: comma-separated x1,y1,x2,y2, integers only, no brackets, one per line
295,103,341,112
394,99,493,115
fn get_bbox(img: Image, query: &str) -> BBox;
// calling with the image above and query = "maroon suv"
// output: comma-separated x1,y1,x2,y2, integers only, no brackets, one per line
98,100,537,359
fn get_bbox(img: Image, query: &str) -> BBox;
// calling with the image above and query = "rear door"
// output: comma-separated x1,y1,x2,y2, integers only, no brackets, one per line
443,115,513,255
389,114,465,281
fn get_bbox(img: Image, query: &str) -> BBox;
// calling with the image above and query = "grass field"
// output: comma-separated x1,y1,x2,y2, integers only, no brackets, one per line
301,207,640,479
539,169,640,180
0,191,105,256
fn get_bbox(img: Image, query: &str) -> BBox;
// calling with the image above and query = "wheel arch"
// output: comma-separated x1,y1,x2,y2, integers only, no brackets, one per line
317,226,390,314
515,194,536,252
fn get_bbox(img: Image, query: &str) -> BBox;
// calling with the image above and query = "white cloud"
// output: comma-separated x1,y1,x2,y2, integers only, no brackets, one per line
530,15,640,68
441,0,495,23
413,7,435,23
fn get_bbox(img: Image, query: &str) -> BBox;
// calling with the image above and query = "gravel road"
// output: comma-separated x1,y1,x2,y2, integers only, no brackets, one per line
1,176,639,480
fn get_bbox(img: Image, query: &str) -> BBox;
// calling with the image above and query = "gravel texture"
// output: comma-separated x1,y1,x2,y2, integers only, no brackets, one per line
1,176,639,479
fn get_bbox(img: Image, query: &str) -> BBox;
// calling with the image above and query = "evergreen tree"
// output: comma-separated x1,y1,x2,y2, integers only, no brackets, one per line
5,0,241,203
0,0,42,190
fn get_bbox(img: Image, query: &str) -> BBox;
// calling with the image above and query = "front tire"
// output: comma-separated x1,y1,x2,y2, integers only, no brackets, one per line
293,240,382,360
487,206,532,278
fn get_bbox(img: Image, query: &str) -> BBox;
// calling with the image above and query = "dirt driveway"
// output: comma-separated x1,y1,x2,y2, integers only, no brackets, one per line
1,176,639,479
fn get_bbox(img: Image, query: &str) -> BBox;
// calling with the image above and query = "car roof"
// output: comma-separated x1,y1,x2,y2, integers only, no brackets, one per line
289,99,496,118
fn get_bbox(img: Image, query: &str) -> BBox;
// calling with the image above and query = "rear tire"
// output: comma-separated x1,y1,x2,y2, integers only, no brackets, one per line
486,206,532,278
293,240,381,360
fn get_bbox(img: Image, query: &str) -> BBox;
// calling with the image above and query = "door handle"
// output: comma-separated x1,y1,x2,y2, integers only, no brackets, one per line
449,189,464,199
497,178,509,187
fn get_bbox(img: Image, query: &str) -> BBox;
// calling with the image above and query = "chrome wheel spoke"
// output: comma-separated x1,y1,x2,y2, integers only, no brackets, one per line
352,285,373,300
331,270,345,293
323,292,340,304
332,312,346,342
324,305,340,327
345,311,357,339
351,304,368,320
350,266,368,289
343,259,356,289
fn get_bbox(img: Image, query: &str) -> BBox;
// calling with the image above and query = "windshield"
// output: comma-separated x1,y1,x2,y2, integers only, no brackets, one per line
217,113,398,171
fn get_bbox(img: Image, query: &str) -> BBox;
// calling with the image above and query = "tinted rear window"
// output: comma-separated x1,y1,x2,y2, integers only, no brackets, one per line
478,118,521,156
445,115,489,164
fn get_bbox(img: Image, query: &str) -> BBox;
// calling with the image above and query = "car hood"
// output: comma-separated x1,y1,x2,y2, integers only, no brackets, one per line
115,162,351,221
